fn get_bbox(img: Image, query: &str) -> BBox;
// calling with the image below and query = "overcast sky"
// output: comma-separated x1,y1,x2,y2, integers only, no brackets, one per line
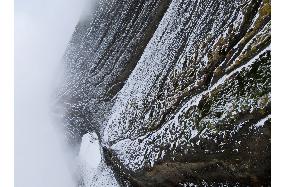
15,0,87,186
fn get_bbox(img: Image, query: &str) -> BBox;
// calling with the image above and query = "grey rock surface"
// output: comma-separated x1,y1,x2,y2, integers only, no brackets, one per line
56,0,271,186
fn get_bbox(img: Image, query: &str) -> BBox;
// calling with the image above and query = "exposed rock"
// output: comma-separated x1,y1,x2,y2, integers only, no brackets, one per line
56,0,271,186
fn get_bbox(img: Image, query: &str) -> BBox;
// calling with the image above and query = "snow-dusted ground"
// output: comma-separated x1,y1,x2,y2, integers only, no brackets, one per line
59,0,270,185
78,133,119,187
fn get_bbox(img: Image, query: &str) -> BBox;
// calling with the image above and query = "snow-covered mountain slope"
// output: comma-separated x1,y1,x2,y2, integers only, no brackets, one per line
78,133,119,187
56,0,271,186
56,0,171,148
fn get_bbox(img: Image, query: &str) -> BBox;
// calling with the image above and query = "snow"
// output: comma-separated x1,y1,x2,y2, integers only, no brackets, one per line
78,133,119,187
255,115,271,128
79,133,101,169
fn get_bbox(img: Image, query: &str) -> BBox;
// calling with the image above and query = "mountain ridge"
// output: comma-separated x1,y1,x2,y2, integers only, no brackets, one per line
56,0,271,186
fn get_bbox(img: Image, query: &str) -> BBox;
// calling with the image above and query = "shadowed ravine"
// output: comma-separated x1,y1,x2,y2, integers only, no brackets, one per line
55,0,271,186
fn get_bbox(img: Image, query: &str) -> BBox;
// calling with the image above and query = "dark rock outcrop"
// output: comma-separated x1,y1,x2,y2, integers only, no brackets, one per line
56,0,271,186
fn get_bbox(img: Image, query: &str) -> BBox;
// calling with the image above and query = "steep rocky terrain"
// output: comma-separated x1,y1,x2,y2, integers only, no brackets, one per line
56,0,271,186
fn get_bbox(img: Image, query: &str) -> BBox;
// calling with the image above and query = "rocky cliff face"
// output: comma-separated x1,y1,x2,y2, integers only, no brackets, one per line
56,0,271,186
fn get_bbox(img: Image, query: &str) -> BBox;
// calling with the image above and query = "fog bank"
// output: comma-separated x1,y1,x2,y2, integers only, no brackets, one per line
15,0,88,186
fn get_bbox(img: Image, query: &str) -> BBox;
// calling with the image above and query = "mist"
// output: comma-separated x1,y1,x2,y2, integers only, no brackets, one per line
15,0,89,186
